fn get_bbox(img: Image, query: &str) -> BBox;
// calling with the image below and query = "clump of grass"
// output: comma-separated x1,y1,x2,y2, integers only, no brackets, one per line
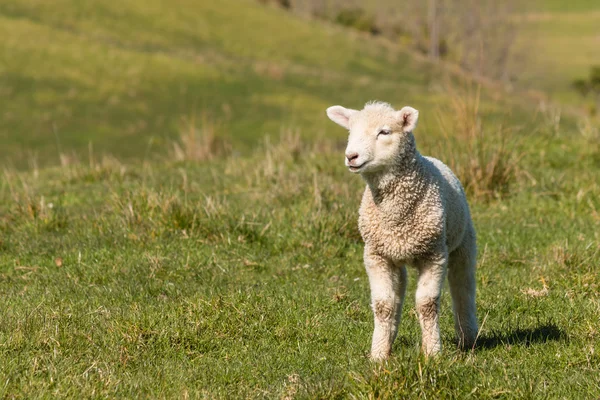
2,176,69,233
536,101,562,137
265,129,303,165
171,114,232,162
436,82,522,201
239,129,306,204
109,183,262,244
578,117,599,143
334,8,380,35
71,155,129,184
550,240,599,271
45,145,131,185
58,151,80,167
240,129,352,211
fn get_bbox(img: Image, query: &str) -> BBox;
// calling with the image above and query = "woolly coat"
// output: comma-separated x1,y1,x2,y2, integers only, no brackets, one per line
358,150,475,265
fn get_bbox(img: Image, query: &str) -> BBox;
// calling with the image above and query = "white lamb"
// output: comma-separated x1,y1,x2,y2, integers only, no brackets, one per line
326,101,478,360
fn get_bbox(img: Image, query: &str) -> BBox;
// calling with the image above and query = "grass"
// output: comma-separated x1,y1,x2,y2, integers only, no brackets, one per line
1,108,600,397
0,0,599,398
0,0,437,169
435,83,522,200
0,0,570,169
170,114,232,162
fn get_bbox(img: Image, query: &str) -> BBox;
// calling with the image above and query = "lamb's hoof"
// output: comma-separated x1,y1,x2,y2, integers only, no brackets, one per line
457,331,478,350
421,345,442,357
457,338,477,350
369,351,390,362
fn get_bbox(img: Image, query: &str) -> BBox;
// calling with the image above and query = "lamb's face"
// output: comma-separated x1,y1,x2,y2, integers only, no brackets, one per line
326,102,419,174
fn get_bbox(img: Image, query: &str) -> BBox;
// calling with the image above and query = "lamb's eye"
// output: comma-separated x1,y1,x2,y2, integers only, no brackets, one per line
378,129,391,136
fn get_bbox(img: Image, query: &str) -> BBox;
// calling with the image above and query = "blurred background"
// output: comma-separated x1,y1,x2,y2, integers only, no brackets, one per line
0,0,598,168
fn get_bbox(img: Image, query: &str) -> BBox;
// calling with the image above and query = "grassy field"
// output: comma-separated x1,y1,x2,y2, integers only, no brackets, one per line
1,118,599,397
1,0,600,398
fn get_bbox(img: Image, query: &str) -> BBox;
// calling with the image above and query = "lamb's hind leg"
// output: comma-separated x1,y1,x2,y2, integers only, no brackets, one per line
365,249,407,361
448,229,479,349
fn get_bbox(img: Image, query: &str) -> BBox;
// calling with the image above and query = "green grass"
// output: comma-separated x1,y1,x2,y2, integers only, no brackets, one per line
1,123,599,397
1,0,600,398
1,0,595,168
0,0,438,169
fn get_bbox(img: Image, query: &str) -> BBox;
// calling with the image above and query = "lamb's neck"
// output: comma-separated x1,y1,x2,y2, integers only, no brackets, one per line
363,152,429,214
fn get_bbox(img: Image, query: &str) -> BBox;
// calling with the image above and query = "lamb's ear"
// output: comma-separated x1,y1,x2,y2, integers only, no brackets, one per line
326,105,357,129
397,106,419,133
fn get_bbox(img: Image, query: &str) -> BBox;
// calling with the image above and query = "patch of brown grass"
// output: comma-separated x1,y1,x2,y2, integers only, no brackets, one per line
171,114,232,162
436,82,522,201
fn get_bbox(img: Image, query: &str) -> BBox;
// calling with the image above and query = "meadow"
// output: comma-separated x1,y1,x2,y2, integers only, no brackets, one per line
0,0,599,398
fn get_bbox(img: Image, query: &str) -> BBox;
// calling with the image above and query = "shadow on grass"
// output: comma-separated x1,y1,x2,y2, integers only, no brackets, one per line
475,323,566,350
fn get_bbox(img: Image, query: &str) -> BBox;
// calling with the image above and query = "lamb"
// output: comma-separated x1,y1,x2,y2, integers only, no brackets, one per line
326,101,478,360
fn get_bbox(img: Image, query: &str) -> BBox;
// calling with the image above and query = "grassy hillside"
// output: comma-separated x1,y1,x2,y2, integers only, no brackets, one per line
0,0,442,168
1,0,564,169
279,0,600,112
1,0,600,398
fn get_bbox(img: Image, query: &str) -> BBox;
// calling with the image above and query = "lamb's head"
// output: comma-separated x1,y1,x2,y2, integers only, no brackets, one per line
326,101,419,174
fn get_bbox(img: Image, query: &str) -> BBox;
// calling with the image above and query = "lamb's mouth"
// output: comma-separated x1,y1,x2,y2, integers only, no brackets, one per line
348,162,368,172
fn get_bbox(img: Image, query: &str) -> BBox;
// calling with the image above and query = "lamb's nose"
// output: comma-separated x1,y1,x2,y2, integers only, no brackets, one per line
346,152,359,162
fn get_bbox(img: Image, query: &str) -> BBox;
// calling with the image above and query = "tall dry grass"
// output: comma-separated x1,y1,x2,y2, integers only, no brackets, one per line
171,114,232,162
436,83,522,201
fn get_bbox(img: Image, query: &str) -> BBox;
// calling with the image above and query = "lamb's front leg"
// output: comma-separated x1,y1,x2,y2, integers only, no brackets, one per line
365,249,407,361
415,253,448,356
